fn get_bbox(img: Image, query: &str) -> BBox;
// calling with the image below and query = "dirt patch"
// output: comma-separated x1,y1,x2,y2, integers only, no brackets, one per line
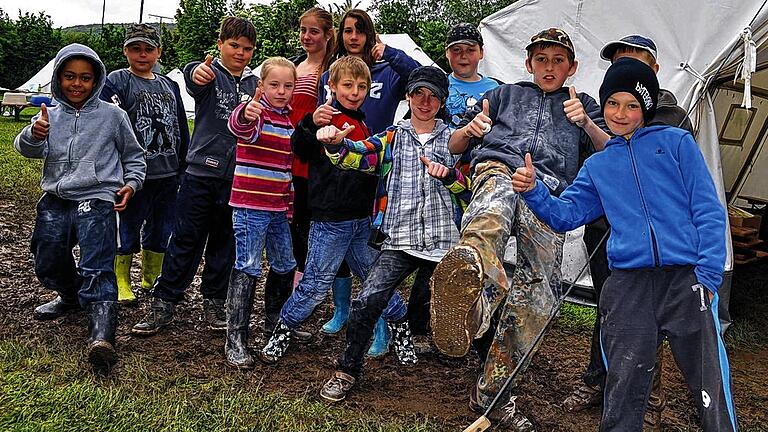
0,198,766,431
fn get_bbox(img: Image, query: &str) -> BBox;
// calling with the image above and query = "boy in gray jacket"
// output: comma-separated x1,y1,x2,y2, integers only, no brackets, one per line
15,43,146,373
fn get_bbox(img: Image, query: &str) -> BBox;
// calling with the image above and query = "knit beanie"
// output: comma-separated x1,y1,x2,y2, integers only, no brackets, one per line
599,57,659,123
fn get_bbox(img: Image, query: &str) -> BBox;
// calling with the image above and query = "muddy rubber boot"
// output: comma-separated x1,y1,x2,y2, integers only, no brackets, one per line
131,297,175,335
321,277,352,334
114,254,136,305
389,320,417,366
203,298,227,331
140,249,164,291
86,301,118,374
225,269,256,370
258,320,292,364
366,317,390,358
264,269,312,343
33,295,80,320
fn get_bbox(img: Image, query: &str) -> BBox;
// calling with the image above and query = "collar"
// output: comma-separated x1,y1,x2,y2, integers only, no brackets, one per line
333,100,366,121
260,96,292,115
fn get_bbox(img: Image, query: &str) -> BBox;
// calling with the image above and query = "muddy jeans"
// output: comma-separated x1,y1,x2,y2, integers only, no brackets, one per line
459,162,565,408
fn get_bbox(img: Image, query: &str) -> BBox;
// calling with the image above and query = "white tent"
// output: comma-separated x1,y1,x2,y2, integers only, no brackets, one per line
478,0,768,311
17,58,56,93
167,68,196,119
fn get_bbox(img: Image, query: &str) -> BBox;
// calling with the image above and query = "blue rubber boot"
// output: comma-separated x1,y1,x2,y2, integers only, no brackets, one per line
321,277,352,334
366,317,391,358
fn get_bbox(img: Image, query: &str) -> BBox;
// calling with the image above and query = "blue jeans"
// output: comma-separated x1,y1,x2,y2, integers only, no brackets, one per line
31,194,118,307
232,208,296,278
280,218,406,328
117,176,178,254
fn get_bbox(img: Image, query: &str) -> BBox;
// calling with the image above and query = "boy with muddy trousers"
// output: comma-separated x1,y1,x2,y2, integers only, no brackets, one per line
132,17,259,335
513,57,737,432
15,43,146,373
100,24,190,305
429,28,609,430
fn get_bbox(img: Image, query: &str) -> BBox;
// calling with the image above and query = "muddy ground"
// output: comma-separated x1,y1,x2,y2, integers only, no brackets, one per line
0,198,766,431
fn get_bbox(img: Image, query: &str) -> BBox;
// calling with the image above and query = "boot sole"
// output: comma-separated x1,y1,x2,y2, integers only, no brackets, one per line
33,306,80,321
130,319,172,336
319,390,347,403
256,351,280,365
225,358,255,370
88,341,117,372
430,246,483,358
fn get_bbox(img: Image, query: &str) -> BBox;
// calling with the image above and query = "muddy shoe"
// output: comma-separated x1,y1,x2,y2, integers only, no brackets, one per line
562,383,603,412
320,371,356,403
389,321,417,366
257,321,292,364
203,298,227,331
470,386,535,432
430,245,484,357
33,296,80,320
131,297,174,336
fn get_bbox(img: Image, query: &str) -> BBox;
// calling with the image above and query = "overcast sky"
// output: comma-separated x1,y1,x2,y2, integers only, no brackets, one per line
0,0,369,28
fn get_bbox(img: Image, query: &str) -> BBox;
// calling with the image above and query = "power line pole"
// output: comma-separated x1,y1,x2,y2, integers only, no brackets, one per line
101,0,106,30
139,0,145,23
148,14,174,40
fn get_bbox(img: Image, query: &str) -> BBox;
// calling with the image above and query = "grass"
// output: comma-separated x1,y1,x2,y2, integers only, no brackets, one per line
0,109,43,209
0,337,439,432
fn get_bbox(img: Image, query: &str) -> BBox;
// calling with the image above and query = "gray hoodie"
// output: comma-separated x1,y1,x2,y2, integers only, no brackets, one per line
14,44,146,203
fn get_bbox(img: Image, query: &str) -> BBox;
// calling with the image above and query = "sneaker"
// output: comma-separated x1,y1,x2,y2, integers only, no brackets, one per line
33,296,80,320
562,383,603,412
131,297,174,336
389,321,417,366
257,321,292,364
203,298,227,331
320,371,356,403
470,386,535,432
412,335,435,355
430,245,484,357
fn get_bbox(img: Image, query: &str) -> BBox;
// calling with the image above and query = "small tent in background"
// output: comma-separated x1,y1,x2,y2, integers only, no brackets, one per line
478,0,768,327
166,68,196,119
17,58,56,93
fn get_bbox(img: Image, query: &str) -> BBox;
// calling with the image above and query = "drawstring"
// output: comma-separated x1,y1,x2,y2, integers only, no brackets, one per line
734,27,757,108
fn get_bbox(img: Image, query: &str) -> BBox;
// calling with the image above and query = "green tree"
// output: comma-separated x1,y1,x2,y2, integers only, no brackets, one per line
0,10,61,90
89,24,128,73
159,24,181,73
243,0,315,66
175,0,227,66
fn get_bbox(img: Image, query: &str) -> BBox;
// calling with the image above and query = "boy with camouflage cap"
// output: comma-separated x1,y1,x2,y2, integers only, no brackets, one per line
430,28,609,429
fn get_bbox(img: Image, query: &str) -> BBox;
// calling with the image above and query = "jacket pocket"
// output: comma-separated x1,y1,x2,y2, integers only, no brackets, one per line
43,160,100,195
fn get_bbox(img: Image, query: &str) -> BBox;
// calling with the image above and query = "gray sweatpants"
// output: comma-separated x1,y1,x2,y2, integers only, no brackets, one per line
599,265,737,432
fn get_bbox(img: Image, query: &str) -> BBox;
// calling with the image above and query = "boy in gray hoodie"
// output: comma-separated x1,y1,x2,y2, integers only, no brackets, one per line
14,43,146,372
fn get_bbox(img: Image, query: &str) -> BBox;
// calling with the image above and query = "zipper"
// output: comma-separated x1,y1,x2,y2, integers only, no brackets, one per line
59,110,80,197
418,133,427,250
626,138,661,266
529,91,545,157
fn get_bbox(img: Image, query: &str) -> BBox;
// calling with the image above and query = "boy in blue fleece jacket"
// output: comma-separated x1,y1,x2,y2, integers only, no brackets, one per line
513,57,736,432
15,43,146,373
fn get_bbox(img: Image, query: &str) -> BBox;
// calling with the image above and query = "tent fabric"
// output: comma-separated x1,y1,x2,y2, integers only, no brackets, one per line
166,68,196,119
478,0,768,279
17,58,56,93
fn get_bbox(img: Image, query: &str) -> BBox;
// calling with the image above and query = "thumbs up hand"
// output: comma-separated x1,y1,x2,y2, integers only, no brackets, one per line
512,153,536,193
32,103,50,140
420,155,450,179
317,124,355,145
371,33,386,61
192,54,216,86
462,98,493,138
563,86,588,128
243,87,264,122
312,97,336,126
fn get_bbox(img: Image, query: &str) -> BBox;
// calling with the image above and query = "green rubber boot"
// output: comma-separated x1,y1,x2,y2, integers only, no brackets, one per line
141,249,164,291
114,254,136,304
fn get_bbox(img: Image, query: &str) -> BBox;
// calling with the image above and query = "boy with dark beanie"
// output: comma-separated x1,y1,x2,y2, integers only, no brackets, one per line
513,57,737,432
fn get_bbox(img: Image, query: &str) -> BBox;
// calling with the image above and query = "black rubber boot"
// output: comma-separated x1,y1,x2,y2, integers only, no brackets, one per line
203,298,227,331
33,295,80,320
264,268,312,343
86,301,118,374
225,269,256,370
131,297,174,336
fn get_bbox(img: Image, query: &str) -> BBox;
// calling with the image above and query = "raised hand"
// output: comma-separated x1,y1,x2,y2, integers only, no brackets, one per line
192,54,215,86
563,86,587,127
32,103,50,140
512,153,536,193
114,185,135,212
371,33,386,61
463,99,492,138
243,88,264,122
316,124,355,145
419,155,450,179
312,97,336,126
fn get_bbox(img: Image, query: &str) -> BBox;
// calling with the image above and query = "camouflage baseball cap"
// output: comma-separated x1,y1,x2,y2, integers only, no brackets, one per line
525,28,574,56
124,23,160,48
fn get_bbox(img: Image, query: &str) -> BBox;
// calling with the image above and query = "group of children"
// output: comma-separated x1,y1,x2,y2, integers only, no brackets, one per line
15,9,738,431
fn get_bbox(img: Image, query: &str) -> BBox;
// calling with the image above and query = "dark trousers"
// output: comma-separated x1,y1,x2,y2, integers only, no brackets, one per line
406,266,434,335
289,177,310,273
117,176,179,255
582,217,612,387
338,250,437,378
31,194,117,307
599,266,738,432
153,173,234,303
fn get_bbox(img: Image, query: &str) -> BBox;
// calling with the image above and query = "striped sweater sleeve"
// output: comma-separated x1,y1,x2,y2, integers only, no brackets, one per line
324,127,396,174
228,102,263,143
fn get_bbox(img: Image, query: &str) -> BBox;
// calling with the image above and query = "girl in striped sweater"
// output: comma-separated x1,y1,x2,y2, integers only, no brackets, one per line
223,57,298,369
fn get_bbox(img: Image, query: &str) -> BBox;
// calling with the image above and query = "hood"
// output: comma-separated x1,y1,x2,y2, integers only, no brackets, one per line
51,43,107,110
657,88,679,108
